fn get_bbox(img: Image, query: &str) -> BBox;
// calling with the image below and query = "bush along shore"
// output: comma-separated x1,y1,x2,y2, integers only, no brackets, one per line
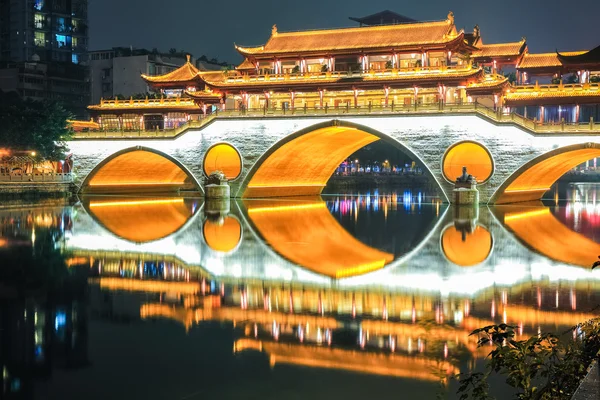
455,320,600,400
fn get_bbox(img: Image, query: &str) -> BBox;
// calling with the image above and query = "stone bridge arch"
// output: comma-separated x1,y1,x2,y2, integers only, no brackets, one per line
79,146,203,195
491,143,600,204
236,120,449,200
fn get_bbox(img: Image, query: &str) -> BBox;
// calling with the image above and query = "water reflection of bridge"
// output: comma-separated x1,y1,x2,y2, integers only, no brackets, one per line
66,195,600,293
86,274,600,381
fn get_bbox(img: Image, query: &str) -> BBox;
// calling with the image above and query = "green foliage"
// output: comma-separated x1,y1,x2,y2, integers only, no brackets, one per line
291,65,300,74
457,321,600,400
321,64,329,72
566,73,579,84
0,90,72,160
591,75,600,83
504,72,517,84
385,60,393,69
551,77,562,84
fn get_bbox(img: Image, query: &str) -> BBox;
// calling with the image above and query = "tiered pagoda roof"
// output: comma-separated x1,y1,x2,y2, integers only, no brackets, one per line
141,55,200,88
197,66,484,93
472,40,527,62
557,45,600,67
235,14,465,58
236,58,256,71
517,51,587,70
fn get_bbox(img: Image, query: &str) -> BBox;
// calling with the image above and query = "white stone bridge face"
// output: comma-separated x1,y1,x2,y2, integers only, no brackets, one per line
68,113,600,204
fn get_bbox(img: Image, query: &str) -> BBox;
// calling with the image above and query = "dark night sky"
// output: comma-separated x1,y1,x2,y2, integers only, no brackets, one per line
89,0,600,64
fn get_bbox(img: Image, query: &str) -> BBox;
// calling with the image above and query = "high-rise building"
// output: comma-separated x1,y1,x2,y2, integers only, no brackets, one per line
0,0,90,117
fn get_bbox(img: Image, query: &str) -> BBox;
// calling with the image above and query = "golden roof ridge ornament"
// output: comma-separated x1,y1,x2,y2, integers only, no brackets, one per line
447,11,454,25
186,54,191,63
272,24,278,37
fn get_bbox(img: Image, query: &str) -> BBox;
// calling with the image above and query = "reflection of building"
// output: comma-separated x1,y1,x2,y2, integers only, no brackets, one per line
0,299,88,399
0,0,90,117
86,269,600,383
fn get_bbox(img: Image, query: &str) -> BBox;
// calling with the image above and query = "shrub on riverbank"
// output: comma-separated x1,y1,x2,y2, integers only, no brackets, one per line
456,321,600,399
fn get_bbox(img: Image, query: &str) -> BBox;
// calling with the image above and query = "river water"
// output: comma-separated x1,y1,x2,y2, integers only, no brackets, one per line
1,183,600,399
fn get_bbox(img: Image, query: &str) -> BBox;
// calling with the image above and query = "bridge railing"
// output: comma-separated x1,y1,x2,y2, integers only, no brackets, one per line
0,173,73,183
73,102,600,139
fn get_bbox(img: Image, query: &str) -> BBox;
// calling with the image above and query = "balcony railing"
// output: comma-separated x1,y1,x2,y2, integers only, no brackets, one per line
510,82,600,94
224,64,477,85
73,101,600,140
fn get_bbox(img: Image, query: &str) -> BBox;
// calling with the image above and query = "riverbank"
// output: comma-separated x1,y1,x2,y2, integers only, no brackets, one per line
0,182,73,201
559,173,600,183
323,174,433,193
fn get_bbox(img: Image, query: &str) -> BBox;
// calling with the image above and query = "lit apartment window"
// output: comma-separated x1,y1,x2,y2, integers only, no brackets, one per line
34,0,44,11
34,32,45,47
34,14,44,29
72,37,78,49
55,34,67,48
72,54,79,64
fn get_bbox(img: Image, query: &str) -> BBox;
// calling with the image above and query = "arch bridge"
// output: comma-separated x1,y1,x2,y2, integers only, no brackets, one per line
68,109,600,204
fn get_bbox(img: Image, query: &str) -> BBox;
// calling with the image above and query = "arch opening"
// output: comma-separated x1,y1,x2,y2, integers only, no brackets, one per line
493,144,600,204
240,120,445,200
81,147,201,194
442,141,494,184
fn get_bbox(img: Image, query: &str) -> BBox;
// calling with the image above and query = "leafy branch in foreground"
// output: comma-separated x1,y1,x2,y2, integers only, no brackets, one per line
456,320,600,400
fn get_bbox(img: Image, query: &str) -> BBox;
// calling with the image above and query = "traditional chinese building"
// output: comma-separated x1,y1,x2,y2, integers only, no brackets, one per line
84,11,600,130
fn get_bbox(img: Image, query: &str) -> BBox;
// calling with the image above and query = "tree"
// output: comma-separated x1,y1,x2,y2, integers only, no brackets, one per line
504,71,517,84
0,90,72,160
169,48,177,55
457,321,600,400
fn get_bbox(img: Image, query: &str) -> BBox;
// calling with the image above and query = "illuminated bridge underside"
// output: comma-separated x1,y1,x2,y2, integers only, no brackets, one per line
86,197,194,243
244,126,379,198
501,206,600,267
497,148,600,204
245,199,394,278
84,150,195,194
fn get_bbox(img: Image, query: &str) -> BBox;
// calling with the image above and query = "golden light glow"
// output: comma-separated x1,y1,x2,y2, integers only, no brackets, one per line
441,225,493,267
503,208,550,222
253,340,459,380
244,126,379,198
87,197,193,243
245,199,394,278
86,150,192,193
442,142,493,183
203,216,242,253
498,148,600,204
99,278,200,295
500,206,600,267
89,198,184,208
335,260,387,279
203,143,242,180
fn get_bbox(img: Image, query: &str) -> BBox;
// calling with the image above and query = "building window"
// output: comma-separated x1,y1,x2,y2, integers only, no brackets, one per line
102,68,111,79
34,32,45,47
34,14,45,29
72,37,78,49
72,54,79,64
34,0,44,10
55,34,68,48
56,17,66,32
